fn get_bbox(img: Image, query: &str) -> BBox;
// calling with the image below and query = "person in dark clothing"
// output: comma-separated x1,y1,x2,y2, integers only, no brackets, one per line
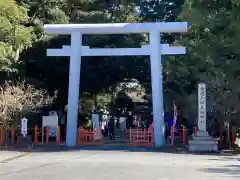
127,114,133,128
108,118,115,140
116,117,120,129
165,123,169,144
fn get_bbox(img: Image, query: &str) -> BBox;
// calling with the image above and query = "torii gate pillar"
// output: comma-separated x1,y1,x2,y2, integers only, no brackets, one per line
66,32,82,146
44,22,188,147
149,31,165,145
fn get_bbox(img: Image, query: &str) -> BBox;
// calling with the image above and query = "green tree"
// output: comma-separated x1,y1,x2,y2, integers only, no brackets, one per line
175,0,240,125
22,0,69,38
21,0,140,102
0,0,35,74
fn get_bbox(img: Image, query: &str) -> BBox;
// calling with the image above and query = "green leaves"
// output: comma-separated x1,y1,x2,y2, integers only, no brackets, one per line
0,0,29,23
178,0,240,122
0,0,35,73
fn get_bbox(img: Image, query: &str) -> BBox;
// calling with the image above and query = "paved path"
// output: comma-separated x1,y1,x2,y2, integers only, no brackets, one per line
0,151,26,162
0,150,240,180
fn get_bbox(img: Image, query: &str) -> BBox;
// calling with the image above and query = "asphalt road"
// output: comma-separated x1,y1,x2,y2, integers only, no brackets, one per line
0,149,240,180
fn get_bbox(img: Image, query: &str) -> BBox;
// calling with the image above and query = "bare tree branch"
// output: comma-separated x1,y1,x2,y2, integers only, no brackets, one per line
0,81,54,127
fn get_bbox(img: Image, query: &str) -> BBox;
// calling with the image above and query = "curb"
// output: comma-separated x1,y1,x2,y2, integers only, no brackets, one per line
0,152,32,163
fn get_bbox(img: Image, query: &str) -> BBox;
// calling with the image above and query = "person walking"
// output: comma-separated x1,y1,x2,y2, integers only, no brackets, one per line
165,122,169,144
108,117,115,140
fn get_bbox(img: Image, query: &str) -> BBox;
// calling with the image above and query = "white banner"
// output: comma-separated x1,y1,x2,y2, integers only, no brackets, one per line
21,117,28,137
92,113,100,140
198,83,207,131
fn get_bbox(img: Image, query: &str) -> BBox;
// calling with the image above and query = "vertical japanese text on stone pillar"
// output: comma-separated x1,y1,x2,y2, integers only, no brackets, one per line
198,83,206,131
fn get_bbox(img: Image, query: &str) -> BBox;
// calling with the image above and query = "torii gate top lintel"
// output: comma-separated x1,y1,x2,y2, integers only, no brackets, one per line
44,22,188,35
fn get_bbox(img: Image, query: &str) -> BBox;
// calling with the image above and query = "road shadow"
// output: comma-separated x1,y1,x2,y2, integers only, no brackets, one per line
208,156,240,162
200,165,240,178
0,144,232,157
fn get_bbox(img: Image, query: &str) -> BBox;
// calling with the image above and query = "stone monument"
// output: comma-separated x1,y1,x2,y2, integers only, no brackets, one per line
188,83,218,152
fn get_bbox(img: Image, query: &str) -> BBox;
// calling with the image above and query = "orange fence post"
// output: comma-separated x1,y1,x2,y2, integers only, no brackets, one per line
11,128,15,144
151,128,154,146
194,126,197,136
77,127,80,145
232,126,237,145
57,126,61,144
1,128,4,145
182,127,187,145
149,126,154,147
45,127,49,144
136,128,139,142
34,125,38,144
129,128,132,141
170,126,174,145
99,128,103,144
0,127,2,145
8,128,11,139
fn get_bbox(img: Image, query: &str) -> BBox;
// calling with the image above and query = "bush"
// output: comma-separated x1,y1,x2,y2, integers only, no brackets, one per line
0,81,54,128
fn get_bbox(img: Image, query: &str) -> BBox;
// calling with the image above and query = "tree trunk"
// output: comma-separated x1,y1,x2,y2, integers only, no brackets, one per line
0,106,9,144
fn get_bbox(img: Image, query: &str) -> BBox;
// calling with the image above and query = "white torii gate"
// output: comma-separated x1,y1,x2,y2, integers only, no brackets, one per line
44,22,188,147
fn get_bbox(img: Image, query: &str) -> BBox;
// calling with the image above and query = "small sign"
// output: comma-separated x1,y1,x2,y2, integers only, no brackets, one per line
198,83,206,131
42,116,58,143
21,117,28,137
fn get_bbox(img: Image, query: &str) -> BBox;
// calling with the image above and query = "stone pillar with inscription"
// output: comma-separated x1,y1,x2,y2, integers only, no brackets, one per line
198,83,207,131
188,83,218,152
